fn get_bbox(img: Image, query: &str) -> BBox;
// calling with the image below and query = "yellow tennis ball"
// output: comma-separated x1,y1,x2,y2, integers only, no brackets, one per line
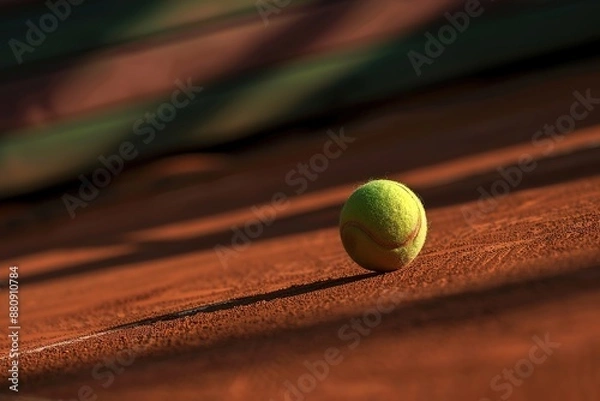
339,179,427,272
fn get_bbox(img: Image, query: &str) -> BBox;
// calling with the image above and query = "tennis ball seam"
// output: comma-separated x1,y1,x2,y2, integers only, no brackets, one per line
393,181,423,208
340,208,422,250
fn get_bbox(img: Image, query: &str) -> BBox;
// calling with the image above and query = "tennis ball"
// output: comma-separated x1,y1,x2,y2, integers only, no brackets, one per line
339,179,427,272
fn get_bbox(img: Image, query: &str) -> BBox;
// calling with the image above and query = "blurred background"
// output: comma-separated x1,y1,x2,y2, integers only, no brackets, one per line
1,2,600,400
1,0,599,227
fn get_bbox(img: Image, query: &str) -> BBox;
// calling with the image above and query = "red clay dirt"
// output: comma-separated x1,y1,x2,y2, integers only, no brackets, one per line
1,59,600,400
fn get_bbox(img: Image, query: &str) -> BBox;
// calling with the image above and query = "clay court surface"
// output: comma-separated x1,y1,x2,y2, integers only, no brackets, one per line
1,49,600,401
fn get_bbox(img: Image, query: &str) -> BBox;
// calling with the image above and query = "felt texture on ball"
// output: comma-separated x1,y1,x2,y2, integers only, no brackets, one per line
339,179,427,272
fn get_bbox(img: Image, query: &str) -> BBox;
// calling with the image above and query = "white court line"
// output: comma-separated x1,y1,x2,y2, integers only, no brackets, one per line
1,305,210,359
1,330,114,359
